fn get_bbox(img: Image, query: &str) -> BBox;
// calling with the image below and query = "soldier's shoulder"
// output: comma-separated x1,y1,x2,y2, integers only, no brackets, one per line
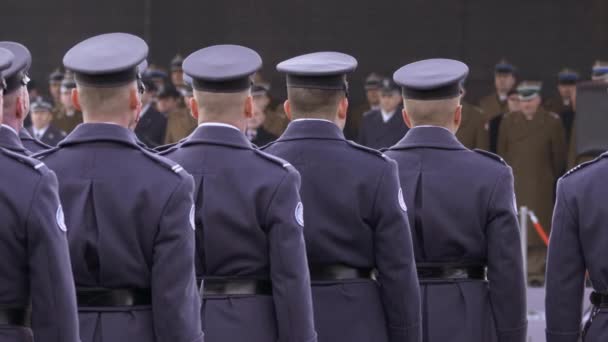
346,140,390,161
562,153,608,179
472,149,508,166
32,145,61,160
0,147,50,175
138,147,188,179
252,148,294,173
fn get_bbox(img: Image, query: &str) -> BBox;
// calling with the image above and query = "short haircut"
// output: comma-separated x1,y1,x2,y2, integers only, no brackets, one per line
193,89,250,120
77,82,134,116
287,87,344,120
404,97,461,126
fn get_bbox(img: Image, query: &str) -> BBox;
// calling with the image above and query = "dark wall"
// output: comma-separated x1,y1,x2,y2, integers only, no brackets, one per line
2,0,607,105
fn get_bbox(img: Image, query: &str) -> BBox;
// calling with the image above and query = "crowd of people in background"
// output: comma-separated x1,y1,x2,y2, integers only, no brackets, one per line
21,56,608,285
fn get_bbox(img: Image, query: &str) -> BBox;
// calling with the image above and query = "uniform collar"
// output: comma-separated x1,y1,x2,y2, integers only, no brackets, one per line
19,128,34,141
0,125,29,154
59,123,140,148
278,119,345,141
389,125,466,151
183,123,252,149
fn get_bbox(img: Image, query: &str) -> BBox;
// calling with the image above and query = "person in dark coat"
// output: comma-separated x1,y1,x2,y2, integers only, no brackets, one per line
386,58,527,342
263,51,421,342
246,83,278,146
358,78,408,149
0,41,38,155
0,45,80,342
546,153,608,342
134,79,167,147
478,59,517,121
488,88,520,153
161,44,317,342
28,98,66,146
544,69,578,145
36,33,204,342
344,72,383,139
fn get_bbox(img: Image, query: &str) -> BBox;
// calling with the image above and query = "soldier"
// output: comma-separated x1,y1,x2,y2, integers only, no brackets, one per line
160,86,197,144
387,58,527,342
54,72,83,134
35,33,203,342
479,59,517,120
498,81,566,285
457,88,489,150
344,72,383,139
247,83,278,146
263,52,421,342
545,153,608,342
0,46,80,342
161,44,317,342
0,41,37,156
489,88,520,153
170,54,185,88
545,69,579,145
134,78,167,147
358,78,409,149
28,98,66,146
48,68,63,107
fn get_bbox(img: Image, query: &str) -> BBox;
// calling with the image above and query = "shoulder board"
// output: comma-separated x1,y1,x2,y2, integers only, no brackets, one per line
562,154,607,178
253,149,292,170
32,145,61,160
346,140,388,160
1,147,48,173
140,148,185,175
473,149,507,165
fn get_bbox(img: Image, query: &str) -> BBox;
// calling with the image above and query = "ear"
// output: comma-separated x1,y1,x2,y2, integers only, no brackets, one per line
72,89,82,111
454,104,462,128
337,97,348,120
283,100,292,121
402,108,413,128
129,87,140,111
14,96,23,119
244,95,254,119
190,97,199,120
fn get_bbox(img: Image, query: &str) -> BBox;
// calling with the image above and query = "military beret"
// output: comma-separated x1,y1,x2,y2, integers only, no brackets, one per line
49,68,64,83
0,42,31,94
364,72,383,90
0,48,14,91
30,97,53,112
558,68,579,85
517,81,542,101
277,52,357,92
63,32,149,88
393,58,469,100
183,44,262,93
495,59,516,74
170,54,184,71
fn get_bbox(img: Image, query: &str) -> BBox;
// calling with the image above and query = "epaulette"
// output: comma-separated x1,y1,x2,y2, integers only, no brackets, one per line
473,149,507,165
253,149,292,170
31,145,61,160
346,140,388,160
562,153,607,178
0,147,48,173
140,148,185,175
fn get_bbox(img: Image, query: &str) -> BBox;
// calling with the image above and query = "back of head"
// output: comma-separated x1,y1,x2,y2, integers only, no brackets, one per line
0,41,32,128
286,87,344,120
193,89,250,122
403,97,461,127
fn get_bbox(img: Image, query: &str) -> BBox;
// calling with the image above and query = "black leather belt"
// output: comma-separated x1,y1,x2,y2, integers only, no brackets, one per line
0,308,29,326
203,279,272,296
76,288,152,307
590,292,608,308
309,264,374,281
417,265,487,281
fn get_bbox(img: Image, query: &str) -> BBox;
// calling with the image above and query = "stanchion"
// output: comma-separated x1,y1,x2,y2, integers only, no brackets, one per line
519,206,528,284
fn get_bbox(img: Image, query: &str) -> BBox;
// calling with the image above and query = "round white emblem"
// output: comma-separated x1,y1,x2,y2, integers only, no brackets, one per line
398,188,408,212
56,205,67,232
189,205,196,231
295,202,304,227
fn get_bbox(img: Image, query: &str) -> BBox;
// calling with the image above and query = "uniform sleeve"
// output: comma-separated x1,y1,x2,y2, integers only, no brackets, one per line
265,168,317,342
551,119,567,177
152,174,204,342
486,167,527,342
372,160,421,342
545,180,585,342
27,170,80,342
497,118,509,159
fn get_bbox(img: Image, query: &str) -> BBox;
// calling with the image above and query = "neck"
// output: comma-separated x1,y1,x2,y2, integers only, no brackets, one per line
2,115,21,132
83,111,131,128
199,117,245,132
412,123,456,134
